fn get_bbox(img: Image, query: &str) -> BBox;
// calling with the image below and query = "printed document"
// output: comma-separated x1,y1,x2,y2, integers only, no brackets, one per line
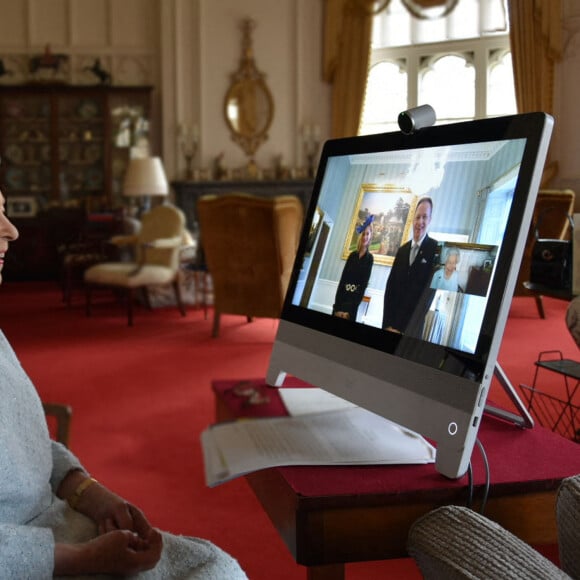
201,405,436,487
278,387,357,416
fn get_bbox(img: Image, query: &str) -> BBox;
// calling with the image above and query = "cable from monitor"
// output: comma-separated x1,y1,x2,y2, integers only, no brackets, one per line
466,438,490,514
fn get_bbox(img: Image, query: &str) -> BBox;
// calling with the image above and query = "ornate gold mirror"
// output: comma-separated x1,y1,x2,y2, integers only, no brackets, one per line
224,19,274,157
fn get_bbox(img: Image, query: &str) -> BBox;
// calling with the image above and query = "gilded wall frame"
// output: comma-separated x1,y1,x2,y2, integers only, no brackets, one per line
342,184,416,266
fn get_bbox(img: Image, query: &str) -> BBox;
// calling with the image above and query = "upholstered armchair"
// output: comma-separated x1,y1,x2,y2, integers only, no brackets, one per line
84,204,187,326
60,211,140,307
407,474,580,579
197,193,303,337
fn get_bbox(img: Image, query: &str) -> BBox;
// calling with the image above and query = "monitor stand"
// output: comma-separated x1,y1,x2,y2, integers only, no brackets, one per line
484,363,534,429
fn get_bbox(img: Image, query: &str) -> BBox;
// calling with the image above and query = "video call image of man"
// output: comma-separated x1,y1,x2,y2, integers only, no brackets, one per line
333,215,375,321
430,247,461,292
382,197,438,333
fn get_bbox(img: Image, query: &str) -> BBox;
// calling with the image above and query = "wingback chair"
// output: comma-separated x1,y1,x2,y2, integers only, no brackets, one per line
197,194,303,337
84,204,187,326
515,189,575,317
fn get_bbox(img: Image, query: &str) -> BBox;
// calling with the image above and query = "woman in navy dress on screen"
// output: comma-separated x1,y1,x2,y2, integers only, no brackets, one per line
333,215,374,322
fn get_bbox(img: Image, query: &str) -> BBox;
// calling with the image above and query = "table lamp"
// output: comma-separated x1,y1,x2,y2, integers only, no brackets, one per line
123,156,169,215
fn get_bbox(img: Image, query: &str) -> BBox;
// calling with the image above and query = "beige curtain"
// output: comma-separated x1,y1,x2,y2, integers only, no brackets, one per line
323,0,376,138
508,0,562,184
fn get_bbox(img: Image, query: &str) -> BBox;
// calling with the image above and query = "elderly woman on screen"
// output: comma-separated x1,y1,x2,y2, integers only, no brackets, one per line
430,247,461,292
0,192,246,578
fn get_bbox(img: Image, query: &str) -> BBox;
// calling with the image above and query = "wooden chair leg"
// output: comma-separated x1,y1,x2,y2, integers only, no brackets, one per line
172,279,187,317
140,287,152,310
62,266,70,306
65,272,72,307
126,289,134,326
202,272,209,320
212,312,220,338
85,286,92,317
535,295,546,319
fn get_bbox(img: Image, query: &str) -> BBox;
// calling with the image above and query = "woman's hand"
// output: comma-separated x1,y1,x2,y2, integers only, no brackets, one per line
54,528,163,576
58,471,156,537
76,481,153,536
55,472,163,575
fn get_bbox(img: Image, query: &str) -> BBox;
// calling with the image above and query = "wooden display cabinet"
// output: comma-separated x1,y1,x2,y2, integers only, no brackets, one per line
0,84,152,211
0,85,152,280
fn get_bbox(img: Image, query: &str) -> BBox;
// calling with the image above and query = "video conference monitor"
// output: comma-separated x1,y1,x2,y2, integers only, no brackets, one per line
267,112,553,479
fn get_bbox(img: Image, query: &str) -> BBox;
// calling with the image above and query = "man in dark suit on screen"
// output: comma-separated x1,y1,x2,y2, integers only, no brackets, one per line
382,196,438,333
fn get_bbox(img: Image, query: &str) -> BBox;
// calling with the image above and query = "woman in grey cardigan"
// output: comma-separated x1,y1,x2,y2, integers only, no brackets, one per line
0,192,247,578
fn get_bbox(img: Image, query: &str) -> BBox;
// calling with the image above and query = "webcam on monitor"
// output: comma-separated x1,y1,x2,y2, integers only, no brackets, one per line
398,104,436,134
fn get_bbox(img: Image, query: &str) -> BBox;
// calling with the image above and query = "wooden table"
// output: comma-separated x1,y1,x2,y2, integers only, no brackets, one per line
212,378,580,580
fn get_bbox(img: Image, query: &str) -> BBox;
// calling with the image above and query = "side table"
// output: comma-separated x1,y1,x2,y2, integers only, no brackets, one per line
519,350,580,441
212,378,580,580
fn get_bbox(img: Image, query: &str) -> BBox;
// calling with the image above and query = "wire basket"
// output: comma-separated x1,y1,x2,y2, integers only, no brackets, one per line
518,383,580,442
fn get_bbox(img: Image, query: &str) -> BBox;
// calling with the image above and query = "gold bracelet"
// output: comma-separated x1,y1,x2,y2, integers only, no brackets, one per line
68,477,98,510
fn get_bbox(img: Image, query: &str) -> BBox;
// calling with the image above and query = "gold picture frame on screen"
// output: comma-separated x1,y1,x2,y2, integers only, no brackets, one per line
342,184,416,267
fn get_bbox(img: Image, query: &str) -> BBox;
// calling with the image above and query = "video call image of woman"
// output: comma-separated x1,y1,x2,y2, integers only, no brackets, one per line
430,247,461,292
333,215,374,321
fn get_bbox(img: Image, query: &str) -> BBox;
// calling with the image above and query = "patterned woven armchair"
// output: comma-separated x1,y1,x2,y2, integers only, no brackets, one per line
407,474,580,580
197,193,303,337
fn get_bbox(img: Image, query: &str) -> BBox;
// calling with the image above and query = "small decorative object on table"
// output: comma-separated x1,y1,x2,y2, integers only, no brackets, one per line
274,154,290,180
29,44,69,83
178,123,199,180
213,152,227,181
83,58,112,85
302,123,321,178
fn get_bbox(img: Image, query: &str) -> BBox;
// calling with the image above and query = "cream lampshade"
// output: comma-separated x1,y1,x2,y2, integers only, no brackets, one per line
123,156,169,213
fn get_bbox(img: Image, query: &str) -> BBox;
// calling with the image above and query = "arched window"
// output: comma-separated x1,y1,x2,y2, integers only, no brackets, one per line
360,0,514,134
360,61,407,135
419,54,476,123
487,50,516,116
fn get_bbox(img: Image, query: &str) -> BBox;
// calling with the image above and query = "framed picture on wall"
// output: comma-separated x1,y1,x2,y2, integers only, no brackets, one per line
7,196,39,218
342,184,416,266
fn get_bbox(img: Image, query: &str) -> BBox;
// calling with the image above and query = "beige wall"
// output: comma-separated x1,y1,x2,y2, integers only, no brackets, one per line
0,0,331,182
162,0,331,179
0,0,159,84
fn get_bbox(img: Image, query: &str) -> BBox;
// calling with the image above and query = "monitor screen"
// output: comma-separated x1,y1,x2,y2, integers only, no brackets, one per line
267,113,553,479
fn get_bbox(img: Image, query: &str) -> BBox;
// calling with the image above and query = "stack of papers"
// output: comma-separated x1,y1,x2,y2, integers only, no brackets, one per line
201,389,436,487
278,387,358,415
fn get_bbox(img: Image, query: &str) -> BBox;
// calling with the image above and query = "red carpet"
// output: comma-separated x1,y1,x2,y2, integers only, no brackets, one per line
0,281,576,578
